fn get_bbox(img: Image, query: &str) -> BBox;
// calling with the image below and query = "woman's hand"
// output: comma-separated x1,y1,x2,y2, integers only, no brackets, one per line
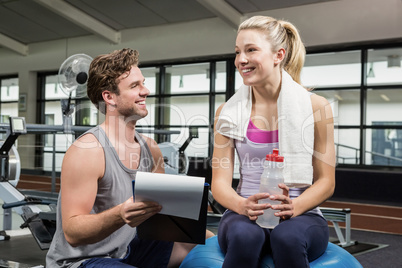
240,193,271,221
269,183,294,220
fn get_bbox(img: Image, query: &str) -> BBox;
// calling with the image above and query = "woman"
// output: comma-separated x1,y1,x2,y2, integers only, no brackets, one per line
211,16,335,267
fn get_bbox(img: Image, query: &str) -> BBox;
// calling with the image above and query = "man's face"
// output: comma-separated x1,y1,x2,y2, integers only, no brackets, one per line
113,65,150,120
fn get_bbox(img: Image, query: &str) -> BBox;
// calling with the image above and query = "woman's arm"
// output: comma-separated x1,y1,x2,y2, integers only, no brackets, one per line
211,104,270,220
289,94,336,217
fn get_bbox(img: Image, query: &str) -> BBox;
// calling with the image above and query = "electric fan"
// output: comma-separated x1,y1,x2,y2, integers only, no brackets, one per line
58,53,93,99
57,54,93,130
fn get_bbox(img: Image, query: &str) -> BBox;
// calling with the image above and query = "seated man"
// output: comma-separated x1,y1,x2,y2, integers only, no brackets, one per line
46,48,210,267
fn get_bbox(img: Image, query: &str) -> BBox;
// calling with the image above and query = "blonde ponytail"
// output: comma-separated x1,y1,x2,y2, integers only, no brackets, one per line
279,21,305,84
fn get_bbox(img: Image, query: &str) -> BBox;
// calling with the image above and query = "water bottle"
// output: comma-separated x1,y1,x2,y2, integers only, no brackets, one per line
256,149,284,229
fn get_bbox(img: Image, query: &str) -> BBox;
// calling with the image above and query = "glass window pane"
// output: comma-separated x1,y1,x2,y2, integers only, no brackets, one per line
336,129,360,165
367,89,402,124
43,152,64,172
166,63,210,94
0,102,19,118
302,51,361,88
45,101,74,125
367,48,402,85
43,133,74,151
366,127,402,167
75,100,98,126
216,61,227,92
141,67,158,95
215,94,226,114
166,96,209,126
45,74,69,100
1,77,19,101
44,114,55,147
314,89,360,126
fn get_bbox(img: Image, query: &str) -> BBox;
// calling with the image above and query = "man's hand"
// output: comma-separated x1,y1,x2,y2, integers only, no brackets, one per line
120,197,162,227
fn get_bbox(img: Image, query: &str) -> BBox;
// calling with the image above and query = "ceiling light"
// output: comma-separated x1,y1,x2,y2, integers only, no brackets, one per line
387,55,401,68
380,94,390,101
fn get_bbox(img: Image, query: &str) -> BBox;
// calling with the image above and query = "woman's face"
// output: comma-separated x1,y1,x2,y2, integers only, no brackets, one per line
235,29,280,87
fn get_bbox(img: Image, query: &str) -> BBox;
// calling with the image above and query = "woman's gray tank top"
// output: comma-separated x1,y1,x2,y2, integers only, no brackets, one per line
46,126,154,268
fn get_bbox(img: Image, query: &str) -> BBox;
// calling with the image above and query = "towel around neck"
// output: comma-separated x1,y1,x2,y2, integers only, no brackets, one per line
216,70,315,187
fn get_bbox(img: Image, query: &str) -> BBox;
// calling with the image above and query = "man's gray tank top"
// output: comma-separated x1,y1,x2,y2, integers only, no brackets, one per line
46,126,154,268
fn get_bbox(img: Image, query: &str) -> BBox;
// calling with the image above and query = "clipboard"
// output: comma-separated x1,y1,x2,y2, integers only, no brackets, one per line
135,183,209,245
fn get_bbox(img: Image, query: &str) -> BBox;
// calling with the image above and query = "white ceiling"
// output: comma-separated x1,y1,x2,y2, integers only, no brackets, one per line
0,0,336,55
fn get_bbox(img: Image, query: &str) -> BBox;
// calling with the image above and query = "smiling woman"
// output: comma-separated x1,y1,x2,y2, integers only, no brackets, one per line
211,15,335,268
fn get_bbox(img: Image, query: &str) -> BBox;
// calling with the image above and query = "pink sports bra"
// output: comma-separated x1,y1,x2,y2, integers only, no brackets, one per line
247,119,278,144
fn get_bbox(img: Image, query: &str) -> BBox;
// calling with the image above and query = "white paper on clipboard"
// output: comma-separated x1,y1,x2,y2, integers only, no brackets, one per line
134,172,205,220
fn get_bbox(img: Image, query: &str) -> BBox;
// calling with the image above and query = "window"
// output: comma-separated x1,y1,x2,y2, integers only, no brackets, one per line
364,48,402,167
313,89,360,126
0,76,19,140
44,114,55,147
38,72,99,172
0,76,19,115
162,63,213,157
302,51,362,88
32,44,402,174
141,61,228,158
303,46,402,167
367,48,402,86
166,63,210,94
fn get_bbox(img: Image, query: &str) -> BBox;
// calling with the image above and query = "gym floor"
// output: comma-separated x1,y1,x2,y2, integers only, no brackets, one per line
1,221,402,268
1,176,401,268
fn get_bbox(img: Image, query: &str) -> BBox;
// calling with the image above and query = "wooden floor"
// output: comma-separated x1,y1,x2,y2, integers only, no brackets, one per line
321,200,402,235
16,175,402,235
17,174,60,193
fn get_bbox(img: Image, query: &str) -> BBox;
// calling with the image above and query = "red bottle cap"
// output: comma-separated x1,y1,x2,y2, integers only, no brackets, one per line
274,156,284,162
265,154,273,161
273,148,279,156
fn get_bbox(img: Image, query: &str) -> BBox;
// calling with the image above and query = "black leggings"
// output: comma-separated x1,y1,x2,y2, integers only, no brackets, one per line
218,210,329,268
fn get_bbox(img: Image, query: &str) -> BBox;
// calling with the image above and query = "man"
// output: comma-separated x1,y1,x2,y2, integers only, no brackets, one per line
46,48,200,267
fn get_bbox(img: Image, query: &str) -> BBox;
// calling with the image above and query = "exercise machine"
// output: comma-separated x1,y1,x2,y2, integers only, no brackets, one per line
0,117,56,250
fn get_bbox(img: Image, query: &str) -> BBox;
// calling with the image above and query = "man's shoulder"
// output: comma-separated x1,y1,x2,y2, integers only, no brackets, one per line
68,132,103,152
136,132,157,148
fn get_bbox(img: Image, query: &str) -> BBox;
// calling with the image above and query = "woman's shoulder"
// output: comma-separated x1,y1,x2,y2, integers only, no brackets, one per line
310,93,330,110
215,102,227,116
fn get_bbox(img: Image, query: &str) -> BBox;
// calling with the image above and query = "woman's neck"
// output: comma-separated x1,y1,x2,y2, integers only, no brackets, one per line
251,69,282,104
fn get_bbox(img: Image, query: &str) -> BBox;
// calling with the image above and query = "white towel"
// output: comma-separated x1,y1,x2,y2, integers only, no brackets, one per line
216,84,252,140
216,70,314,187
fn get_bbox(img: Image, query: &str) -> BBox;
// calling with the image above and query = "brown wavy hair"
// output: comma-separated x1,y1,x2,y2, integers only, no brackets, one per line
87,48,139,114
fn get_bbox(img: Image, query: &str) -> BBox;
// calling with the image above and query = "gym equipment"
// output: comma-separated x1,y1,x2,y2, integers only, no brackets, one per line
159,127,199,175
320,207,356,247
179,235,363,268
0,117,26,183
0,117,56,249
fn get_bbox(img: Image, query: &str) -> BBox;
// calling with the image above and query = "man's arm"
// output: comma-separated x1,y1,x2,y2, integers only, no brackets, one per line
61,134,161,247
